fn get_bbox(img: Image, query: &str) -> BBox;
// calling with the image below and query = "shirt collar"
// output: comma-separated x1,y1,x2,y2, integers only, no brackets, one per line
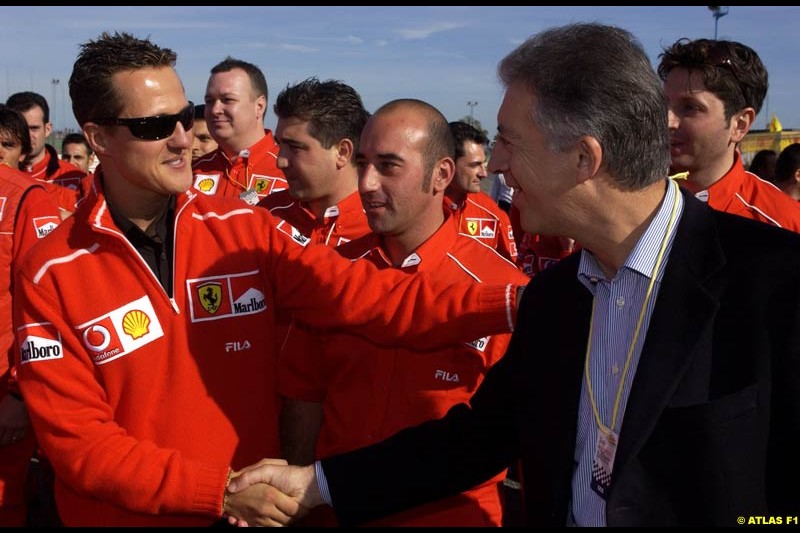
366,211,458,271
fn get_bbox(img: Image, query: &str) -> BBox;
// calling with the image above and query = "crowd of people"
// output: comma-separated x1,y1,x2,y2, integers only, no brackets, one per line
1,21,799,528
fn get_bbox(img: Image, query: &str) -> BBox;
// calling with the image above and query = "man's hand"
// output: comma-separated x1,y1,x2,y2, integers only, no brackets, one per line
0,394,29,446
227,460,322,526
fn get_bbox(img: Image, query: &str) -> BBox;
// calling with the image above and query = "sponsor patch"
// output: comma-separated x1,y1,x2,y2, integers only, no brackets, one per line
33,215,60,238
76,295,165,365
187,270,267,322
18,322,63,364
251,174,285,196
466,336,490,353
276,220,310,247
479,220,497,238
466,218,496,239
193,174,220,195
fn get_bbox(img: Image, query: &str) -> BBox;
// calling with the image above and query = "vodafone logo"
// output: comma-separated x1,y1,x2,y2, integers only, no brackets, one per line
83,324,111,352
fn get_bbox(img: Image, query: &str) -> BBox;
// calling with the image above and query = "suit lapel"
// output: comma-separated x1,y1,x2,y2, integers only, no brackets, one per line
614,192,727,476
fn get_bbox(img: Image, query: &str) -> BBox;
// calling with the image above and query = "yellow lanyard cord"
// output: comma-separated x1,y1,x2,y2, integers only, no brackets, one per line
584,184,680,434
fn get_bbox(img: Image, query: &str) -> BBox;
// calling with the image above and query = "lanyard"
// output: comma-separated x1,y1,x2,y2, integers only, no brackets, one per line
584,183,680,434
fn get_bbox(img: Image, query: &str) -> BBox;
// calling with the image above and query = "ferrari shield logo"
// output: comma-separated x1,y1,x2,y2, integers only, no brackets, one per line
198,282,222,314
467,220,479,235
254,177,270,193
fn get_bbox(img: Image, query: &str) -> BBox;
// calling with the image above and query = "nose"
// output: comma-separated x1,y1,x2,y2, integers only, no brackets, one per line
667,108,679,131
276,153,288,170
478,162,488,180
208,100,223,117
169,120,193,149
358,163,379,194
487,145,506,175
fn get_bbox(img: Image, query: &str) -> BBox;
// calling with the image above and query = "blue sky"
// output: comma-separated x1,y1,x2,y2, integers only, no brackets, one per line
2,6,797,135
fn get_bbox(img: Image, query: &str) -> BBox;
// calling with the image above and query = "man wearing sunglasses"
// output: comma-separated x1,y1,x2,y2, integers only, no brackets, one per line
11,32,520,528
192,58,286,206
659,38,800,232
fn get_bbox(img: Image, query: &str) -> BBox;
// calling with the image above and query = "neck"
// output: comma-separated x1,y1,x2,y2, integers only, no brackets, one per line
446,187,468,206
221,129,265,159
382,209,444,266
102,171,170,232
578,180,669,279
29,146,47,166
682,149,737,193
305,169,359,220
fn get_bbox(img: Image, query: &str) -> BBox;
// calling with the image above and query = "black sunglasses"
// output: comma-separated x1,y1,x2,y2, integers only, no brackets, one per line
94,101,194,141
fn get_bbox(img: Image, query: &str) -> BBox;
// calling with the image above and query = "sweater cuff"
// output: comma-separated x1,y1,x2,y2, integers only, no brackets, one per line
191,461,230,517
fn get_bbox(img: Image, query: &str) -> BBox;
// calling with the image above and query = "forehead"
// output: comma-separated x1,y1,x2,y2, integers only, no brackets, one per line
207,68,251,94
112,67,186,116
22,106,46,125
459,141,486,161
63,142,88,154
0,129,21,142
664,67,712,97
498,84,534,139
361,111,426,153
275,116,310,136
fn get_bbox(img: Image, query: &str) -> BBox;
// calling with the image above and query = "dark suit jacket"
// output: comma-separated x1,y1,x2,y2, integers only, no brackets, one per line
322,190,800,526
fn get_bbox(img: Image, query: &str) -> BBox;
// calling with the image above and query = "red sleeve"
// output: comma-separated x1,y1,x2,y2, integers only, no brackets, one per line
264,222,519,350
6,187,60,390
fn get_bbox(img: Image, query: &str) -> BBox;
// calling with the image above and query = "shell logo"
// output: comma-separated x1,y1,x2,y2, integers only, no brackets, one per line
197,178,216,192
122,309,151,340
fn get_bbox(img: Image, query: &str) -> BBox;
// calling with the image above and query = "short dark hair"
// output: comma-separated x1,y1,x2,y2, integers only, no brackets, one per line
373,99,454,190
62,132,93,156
775,144,800,183
210,57,268,104
658,38,768,120
274,77,369,158
194,104,206,121
0,104,32,157
6,91,50,123
449,121,488,160
69,32,177,126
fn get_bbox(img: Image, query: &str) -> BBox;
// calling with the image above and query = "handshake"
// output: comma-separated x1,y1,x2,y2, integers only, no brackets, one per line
223,459,324,527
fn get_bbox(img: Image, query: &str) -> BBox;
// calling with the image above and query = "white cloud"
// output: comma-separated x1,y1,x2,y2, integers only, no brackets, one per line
280,44,319,53
395,21,468,40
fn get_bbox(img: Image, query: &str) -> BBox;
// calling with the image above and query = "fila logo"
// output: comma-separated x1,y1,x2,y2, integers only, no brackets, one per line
434,369,459,383
225,340,252,352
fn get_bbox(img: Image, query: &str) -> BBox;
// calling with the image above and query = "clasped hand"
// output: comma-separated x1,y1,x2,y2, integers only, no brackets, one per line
223,459,321,527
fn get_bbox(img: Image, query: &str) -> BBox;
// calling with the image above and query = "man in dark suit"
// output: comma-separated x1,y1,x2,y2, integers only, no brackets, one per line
227,23,800,526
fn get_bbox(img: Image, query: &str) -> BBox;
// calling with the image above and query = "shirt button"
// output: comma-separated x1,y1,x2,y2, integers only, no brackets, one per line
616,296,625,308
612,364,620,375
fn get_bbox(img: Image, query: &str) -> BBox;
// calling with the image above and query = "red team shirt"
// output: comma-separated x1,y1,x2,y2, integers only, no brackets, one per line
689,151,800,232
0,165,60,526
279,219,528,527
25,145,86,213
259,189,370,247
445,191,517,262
191,130,287,204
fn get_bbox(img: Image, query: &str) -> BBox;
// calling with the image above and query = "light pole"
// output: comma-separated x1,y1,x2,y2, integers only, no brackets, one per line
467,101,478,127
51,78,60,134
708,6,729,40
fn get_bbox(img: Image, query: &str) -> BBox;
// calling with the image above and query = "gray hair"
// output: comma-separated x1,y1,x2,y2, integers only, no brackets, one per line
498,23,670,190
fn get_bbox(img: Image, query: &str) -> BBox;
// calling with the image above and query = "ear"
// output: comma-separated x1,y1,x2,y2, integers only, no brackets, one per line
730,107,755,143
83,123,110,156
336,138,354,170
44,121,53,139
576,136,602,184
255,95,267,122
794,168,800,184
432,157,455,193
